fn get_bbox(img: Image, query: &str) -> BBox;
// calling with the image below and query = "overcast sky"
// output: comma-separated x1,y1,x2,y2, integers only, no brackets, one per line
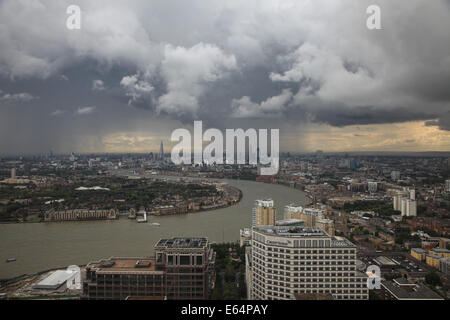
1,0,450,155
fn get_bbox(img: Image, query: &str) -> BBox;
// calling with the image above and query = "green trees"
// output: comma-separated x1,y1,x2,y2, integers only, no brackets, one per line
211,242,247,300
342,200,400,217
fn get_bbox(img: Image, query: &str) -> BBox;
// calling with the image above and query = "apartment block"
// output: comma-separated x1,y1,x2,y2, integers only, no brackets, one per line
252,199,277,227
284,204,324,227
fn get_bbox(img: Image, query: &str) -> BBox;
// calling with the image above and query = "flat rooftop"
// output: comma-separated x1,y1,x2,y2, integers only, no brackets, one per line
87,258,156,271
155,237,208,249
430,248,450,253
33,270,75,290
374,256,398,266
254,226,327,237
381,280,444,300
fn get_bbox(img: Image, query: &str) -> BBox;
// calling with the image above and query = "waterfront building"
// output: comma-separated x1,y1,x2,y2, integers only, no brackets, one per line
240,228,252,247
34,266,81,290
155,237,215,299
276,219,304,227
252,199,277,227
284,204,324,227
83,237,215,300
247,225,369,300
316,219,335,236
44,209,118,221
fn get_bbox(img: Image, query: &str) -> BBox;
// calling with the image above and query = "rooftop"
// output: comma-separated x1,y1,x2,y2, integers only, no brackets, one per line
155,237,208,249
254,225,327,237
381,280,444,300
87,257,156,272
276,219,304,226
374,256,398,266
33,270,76,290
430,248,450,253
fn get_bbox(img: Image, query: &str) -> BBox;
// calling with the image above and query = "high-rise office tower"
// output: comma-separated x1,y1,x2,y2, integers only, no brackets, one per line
247,225,369,300
159,141,164,161
252,199,277,227
10,168,16,179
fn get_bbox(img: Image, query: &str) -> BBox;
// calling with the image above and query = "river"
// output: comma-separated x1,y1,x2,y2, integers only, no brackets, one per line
0,178,308,279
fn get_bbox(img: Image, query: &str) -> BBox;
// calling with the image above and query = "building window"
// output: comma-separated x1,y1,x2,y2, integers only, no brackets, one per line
180,255,190,265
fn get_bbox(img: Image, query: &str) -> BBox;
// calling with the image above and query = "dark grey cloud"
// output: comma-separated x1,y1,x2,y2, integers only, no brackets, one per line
1,0,450,154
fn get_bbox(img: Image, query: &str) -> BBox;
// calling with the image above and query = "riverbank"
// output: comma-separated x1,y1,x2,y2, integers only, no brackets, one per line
0,183,243,224
0,178,308,279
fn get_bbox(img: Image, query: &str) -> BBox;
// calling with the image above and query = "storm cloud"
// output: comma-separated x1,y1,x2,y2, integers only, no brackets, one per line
0,0,449,154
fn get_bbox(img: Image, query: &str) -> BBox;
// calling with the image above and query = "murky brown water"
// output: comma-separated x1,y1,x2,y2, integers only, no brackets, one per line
0,179,307,279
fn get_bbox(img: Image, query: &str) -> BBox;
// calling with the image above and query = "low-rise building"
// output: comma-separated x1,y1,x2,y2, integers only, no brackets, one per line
380,278,443,300
429,248,450,259
426,254,442,269
411,248,427,261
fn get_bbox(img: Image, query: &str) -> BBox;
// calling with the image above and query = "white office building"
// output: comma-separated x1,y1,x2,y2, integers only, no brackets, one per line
247,225,369,300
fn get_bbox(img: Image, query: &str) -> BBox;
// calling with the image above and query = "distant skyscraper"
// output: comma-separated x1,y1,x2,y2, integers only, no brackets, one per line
252,199,276,227
393,188,416,216
159,141,164,161
11,168,16,179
